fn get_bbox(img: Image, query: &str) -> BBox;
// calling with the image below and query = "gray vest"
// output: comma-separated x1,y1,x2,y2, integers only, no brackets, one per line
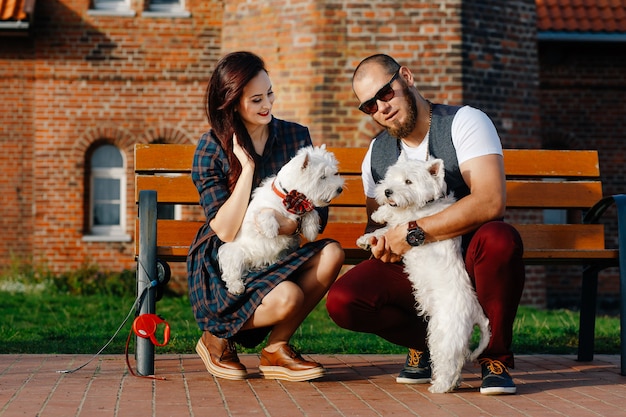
370,103,470,200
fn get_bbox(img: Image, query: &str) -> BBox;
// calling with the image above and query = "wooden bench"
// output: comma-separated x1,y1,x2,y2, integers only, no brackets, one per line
135,143,626,376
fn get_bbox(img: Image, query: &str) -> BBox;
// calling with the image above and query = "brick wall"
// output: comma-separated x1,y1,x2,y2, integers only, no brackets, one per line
539,40,626,312
0,39,36,267
223,0,469,147
461,0,541,148
0,0,222,275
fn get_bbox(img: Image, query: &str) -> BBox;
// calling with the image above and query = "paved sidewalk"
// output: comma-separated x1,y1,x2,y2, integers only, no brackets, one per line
1,353,624,416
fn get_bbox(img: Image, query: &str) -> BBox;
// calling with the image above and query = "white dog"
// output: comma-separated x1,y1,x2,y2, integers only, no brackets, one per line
218,145,345,295
357,154,490,393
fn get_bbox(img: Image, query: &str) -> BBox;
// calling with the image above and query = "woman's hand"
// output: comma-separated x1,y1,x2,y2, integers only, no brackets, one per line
233,133,254,171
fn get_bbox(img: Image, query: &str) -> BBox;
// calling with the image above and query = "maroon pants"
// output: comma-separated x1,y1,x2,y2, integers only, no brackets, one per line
326,221,525,368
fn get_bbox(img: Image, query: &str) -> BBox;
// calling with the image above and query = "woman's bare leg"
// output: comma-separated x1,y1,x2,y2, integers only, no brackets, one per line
240,242,344,349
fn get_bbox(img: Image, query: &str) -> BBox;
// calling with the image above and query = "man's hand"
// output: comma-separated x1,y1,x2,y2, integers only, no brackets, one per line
384,223,413,256
370,232,403,263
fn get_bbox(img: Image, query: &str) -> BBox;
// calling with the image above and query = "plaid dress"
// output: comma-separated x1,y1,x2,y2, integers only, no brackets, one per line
187,117,334,347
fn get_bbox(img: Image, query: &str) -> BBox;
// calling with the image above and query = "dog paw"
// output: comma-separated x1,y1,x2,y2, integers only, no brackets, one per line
428,378,460,394
356,235,372,250
225,280,245,295
428,381,452,394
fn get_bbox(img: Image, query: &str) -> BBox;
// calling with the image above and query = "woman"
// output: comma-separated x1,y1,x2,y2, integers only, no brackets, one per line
187,51,344,382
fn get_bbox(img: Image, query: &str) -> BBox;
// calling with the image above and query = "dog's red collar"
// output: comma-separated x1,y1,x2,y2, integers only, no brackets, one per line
271,180,315,215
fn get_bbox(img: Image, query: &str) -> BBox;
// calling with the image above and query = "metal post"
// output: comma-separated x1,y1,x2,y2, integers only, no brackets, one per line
578,265,598,362
613,195,626,376
137,190,157,376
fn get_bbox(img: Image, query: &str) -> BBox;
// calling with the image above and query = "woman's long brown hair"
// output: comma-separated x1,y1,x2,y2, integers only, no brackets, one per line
204,51,267,191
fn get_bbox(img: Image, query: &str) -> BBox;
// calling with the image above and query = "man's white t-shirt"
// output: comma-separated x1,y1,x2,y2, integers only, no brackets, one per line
361,106,503,198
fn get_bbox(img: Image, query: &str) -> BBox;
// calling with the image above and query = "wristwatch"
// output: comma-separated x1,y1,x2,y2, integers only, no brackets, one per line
406,221,426,247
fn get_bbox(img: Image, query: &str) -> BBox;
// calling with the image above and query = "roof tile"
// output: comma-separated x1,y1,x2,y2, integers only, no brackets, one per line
537,0,626,33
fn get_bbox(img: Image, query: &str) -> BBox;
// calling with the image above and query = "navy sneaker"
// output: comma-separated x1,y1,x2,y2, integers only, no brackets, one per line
396,349,432,384
479,358,517,395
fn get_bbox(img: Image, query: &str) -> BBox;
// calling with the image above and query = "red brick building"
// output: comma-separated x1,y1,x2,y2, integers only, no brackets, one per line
1,0,624,309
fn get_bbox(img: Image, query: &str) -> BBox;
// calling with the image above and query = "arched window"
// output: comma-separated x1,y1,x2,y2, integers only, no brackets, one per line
86,144,130,240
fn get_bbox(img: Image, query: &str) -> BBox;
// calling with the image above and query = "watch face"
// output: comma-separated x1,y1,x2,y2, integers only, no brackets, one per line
407,229,424,246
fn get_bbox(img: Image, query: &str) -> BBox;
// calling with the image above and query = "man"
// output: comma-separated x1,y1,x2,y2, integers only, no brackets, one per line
326,54,526,395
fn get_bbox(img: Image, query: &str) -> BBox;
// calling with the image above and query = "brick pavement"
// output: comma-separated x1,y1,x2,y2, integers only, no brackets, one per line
1,354,624,416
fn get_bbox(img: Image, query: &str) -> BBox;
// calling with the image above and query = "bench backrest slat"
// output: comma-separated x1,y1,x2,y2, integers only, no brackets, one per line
506,180,603,208
135,174,366,207
135,144,196,173
136,175,198,204
512,224,605,250
502,149,599,178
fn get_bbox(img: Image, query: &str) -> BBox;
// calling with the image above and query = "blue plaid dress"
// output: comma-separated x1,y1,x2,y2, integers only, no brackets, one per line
187,117,334,347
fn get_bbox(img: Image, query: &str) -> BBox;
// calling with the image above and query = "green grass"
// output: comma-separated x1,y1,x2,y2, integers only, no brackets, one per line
0,291,620,355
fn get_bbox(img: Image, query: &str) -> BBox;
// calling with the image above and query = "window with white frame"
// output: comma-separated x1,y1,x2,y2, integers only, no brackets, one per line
88,144,127,238
148,0,185,12
92,0,132,12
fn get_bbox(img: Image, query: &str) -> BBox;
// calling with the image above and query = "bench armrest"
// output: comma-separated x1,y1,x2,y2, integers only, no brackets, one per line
583,194,626,225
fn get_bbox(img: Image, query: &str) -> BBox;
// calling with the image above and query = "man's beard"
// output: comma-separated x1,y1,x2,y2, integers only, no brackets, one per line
387,84,417,139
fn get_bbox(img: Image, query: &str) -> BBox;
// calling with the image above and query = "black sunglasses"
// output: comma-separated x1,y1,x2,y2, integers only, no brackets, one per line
358,70,400,115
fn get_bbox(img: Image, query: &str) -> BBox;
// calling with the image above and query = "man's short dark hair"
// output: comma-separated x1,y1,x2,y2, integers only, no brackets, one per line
353,54,401,83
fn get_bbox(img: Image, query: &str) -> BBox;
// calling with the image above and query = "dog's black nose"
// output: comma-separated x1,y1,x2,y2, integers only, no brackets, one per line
385,189,393,197
336,187,343,194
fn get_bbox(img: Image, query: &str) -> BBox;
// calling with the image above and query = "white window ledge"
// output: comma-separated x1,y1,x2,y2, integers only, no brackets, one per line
87,10,137,17
0,21,30,29
83,234,132,243
143,10,191,18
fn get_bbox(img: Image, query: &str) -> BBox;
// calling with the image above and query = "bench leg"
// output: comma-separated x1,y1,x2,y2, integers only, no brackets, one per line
137,190,158,376
578,265,599,362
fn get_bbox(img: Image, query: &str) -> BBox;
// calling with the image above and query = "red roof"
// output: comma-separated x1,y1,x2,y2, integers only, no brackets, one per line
537,0,626,33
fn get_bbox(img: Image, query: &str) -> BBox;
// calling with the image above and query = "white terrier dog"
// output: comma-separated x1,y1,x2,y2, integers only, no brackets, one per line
218,145,344,295
357,154,490,393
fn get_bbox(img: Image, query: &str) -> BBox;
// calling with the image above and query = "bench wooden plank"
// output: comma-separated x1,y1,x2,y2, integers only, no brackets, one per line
328,147,367,174
135,143,195,173
513,224,605,250
505,180,603,208
139,220,615,262
136,175,198,204
136,175,366,206
503,149,599,178
135,145,600,178
147,245,619,264
136,173,603,208
134,144,368,174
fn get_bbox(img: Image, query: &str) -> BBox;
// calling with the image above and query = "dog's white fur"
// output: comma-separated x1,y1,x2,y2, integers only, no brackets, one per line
357,154,490,393
218,145,344,295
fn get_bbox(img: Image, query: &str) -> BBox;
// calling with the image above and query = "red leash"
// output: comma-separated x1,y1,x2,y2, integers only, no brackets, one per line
125,314,170,380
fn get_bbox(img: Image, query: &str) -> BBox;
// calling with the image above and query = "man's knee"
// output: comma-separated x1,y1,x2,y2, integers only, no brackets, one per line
474,222,524,260
326,280,355,329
